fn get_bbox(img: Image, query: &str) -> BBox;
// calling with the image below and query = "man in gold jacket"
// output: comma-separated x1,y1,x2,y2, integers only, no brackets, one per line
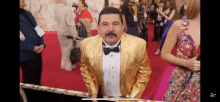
80,7,152,102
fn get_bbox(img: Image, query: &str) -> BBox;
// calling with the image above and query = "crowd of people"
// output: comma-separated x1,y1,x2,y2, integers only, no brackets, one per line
20,0,200,101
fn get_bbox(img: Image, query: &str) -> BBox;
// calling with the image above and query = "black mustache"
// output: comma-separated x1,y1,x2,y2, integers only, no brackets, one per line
105,32,117,37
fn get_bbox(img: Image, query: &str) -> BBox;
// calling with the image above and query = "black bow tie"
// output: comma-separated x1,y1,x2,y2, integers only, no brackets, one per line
103,42,121,55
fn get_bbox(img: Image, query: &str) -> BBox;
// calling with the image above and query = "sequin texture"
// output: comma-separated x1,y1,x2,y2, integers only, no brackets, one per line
162,16,200,102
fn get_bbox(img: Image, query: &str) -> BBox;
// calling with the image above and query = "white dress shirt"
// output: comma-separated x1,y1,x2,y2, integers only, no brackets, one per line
102,40,122,97
156,7,164,26
157,7,163,21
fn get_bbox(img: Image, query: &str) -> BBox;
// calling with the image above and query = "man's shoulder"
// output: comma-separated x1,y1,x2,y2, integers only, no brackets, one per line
23,9,31,15
133,36,146,46
124,33,146,46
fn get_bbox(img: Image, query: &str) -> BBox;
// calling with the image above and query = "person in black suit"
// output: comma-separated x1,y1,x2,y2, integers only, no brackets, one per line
20,0,46,85
121,0,140,37
151,0,165,42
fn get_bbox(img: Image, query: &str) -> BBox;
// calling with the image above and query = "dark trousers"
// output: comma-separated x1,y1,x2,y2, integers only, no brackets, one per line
140,23,148,42
20,53,42,85
153,25,164,40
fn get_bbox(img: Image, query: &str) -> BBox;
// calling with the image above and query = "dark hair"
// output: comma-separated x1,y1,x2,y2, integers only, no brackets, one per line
168,4,175,14
165,0,176,14
79,0,88,8
98,7,123,25
159,1,164,3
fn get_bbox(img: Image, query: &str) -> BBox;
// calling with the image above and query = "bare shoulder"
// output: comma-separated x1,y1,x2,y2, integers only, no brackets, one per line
166,20,182,38
171,9,176,14
171,20,182,32
172,20,182,27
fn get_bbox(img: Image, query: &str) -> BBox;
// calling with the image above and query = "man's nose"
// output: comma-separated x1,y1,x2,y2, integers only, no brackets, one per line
108,24,114,32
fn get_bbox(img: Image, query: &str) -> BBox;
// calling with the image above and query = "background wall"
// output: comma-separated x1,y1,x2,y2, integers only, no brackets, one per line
23,0,184,31
23,0,121,31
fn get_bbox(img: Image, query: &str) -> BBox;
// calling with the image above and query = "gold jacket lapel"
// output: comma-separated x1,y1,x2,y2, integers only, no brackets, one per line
93,35,104,87
120,33,131,96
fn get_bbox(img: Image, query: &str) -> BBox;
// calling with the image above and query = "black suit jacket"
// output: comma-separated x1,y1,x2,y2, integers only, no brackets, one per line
152,0,165,25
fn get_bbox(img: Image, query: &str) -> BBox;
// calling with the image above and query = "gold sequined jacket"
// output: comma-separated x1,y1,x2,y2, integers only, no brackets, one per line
80,33,152,99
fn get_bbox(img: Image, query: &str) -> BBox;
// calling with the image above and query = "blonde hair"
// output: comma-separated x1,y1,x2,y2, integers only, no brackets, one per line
184,0,200,19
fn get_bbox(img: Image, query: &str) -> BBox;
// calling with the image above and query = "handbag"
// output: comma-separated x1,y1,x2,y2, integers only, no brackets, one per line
70,40,81,65
78,24,87,38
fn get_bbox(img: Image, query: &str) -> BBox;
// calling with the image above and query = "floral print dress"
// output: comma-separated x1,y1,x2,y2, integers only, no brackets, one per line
162,16,200,102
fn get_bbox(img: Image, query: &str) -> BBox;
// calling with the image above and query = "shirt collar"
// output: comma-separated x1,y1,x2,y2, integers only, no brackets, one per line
103,39,121,48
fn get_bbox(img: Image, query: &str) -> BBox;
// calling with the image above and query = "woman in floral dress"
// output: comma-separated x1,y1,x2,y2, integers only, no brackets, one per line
144,0,200,101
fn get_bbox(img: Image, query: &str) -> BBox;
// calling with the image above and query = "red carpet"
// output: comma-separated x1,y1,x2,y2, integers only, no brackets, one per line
20,24,176,99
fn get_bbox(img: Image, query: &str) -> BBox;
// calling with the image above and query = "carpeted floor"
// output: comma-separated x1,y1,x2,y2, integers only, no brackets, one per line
20,24,176,99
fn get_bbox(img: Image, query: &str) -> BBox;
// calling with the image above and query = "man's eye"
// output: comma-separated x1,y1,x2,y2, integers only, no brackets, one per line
114,23,119,25
102,23,107,26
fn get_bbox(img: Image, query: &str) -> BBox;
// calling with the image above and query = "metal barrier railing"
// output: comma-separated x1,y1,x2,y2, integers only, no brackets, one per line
20,83,162,102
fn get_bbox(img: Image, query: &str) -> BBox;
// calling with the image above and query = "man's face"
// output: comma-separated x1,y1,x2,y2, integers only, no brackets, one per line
98,14,124,46
20,0,26,9
159,3,164,7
